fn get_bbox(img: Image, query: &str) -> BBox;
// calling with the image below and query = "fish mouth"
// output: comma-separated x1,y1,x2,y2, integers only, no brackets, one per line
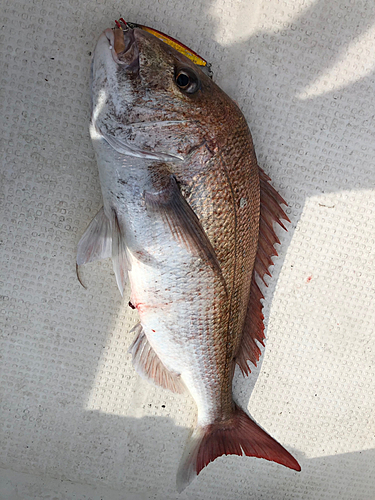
104,23,139,72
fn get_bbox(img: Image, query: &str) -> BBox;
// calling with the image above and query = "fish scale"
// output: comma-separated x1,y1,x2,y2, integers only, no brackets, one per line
77,21,300,491
186,155,258,416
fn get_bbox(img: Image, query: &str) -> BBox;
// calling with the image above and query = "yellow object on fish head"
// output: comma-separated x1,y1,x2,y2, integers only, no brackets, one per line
115,19,212,77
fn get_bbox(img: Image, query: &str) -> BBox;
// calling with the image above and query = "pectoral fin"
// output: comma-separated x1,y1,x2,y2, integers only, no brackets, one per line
77,207,112,265
144,176,227,294
128,323,186,394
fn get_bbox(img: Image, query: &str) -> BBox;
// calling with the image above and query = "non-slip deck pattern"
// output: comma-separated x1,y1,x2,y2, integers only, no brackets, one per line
0,0,374,499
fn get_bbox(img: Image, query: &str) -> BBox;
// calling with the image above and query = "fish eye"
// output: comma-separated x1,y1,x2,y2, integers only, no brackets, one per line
175,68,200,94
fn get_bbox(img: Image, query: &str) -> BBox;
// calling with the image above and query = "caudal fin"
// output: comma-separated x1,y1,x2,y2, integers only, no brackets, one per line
176,404,300,492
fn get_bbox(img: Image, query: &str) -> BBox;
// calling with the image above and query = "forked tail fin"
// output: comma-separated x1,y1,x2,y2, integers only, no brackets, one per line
176,404,300,492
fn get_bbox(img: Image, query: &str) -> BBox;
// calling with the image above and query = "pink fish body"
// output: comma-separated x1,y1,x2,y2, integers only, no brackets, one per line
77,21,300,491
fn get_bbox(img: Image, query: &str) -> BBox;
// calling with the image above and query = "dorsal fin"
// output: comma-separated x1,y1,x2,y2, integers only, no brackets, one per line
236,167,290,376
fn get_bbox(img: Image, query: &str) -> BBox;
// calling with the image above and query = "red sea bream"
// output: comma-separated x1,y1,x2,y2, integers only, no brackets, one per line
77,20,301,491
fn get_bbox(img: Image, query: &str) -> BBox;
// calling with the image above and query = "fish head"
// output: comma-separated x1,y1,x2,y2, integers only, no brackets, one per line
90,24,245,162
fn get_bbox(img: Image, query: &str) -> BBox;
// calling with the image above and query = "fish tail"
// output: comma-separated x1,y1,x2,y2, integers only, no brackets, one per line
176,404,300,492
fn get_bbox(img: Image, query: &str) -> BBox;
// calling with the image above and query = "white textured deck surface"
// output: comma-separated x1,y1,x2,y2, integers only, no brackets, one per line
1,0,374,498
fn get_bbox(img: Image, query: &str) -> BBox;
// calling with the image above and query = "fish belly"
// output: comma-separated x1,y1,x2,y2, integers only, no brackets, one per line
127,225,228,426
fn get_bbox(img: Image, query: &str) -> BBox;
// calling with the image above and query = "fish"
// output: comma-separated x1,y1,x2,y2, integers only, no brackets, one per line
77,19,301,491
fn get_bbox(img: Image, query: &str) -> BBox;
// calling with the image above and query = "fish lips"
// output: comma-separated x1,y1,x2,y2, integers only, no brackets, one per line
104,28,140,72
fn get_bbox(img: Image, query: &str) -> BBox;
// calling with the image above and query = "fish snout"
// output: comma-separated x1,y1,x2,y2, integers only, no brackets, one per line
104,27,139,71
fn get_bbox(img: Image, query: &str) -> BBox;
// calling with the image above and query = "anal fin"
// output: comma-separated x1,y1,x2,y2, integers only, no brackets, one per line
128,323,186,394
237,167,290,376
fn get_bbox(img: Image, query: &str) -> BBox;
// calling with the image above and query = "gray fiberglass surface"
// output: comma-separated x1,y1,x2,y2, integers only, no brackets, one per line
0,0,374,498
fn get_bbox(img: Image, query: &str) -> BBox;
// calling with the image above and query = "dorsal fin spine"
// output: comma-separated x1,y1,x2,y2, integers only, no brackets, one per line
236,167,289,375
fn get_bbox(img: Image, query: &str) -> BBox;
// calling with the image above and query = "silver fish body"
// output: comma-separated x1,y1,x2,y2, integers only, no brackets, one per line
78,23,300,490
